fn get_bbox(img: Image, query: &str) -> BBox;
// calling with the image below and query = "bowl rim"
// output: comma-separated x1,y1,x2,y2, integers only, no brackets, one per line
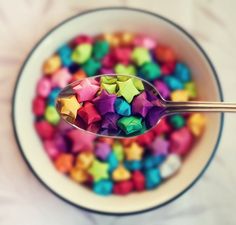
11,6,224,216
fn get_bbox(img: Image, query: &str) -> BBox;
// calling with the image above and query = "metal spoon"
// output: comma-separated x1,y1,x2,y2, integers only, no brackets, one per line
56,74,235,138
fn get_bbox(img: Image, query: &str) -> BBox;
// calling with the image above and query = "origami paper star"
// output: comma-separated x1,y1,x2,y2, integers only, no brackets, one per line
86,121,101,133
93,90,116,115
73,78,100,102
117,116,143,135
132,77,145,91
101,112,120,131
76,152,94,170
94,142,111,160
150,137,169,156
146,106,165,128
117,78,140,103
100,75,117,84
77,102,101,125
112,165,131,181
58,95,81,121
88,159,109,182
132,91,153,117
51,68,71,88
114,97,131,116
101,82,117,94
67,129,96,153
124,142,144,161
114,63,136,75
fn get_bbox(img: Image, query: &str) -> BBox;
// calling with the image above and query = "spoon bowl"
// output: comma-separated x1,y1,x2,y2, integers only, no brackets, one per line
56,74,236,138
56,74,167,138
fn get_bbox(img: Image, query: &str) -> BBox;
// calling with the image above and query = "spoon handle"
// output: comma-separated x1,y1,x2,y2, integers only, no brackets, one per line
165,101,236,113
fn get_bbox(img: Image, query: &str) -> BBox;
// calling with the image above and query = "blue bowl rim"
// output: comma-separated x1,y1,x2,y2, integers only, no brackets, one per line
11,6,224,216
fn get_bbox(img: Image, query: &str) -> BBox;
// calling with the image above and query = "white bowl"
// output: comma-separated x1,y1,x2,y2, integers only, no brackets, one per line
12,7,223,215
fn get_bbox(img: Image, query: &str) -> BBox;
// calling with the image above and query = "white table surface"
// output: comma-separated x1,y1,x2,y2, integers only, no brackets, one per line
1,0,236,224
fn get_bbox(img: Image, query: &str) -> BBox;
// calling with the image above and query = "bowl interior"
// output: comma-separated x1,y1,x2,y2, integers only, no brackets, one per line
13,8,222,214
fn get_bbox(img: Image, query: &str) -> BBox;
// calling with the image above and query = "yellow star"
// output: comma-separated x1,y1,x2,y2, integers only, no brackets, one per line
58,95,81,121
75,152,94,170
70,167,89,183
88,160,109,182
124,142,144,160
117,78,140,103
112,165,131,181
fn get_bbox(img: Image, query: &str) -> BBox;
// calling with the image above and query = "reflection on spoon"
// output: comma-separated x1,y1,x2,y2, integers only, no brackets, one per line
56,74,236,138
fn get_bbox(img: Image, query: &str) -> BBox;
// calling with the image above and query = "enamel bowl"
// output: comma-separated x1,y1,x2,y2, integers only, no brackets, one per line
12,7,223,215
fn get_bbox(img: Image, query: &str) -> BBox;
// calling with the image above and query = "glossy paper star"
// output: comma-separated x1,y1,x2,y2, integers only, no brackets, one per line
51,68,71,88
93,90,116,115
58,95,81,121
77,102,101,125
88,159,109,182
124,142,144,160
101,82,117,94
101,113,120,131
94,142,111,160
132,91,153,117
150,137,169,156
117,116,143,135
73,78,100,102
117,78,140,103
67,129,96,153
112,165,131,181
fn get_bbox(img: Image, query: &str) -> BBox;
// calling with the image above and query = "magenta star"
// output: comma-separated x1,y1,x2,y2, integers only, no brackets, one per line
132,91,153,117
93,90,116,115
67,129,96,153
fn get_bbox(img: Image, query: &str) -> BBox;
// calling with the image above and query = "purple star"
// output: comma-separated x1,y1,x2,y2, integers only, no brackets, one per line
132,91,153,117
94,142,111,160
101,112,120,131
146,90,158,101
93,90,116,115
153,80,170,100
150,136,169,156
145,106,165,128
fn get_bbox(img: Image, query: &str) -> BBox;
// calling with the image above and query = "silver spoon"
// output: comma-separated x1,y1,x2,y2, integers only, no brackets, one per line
56,74,235,138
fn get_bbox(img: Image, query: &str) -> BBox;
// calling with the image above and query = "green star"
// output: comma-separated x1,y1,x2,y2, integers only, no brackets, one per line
117,78,140,103
88,159,109,182
117,116,143,135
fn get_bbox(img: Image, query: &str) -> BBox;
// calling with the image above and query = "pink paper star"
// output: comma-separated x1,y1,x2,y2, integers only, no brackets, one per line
67,129,96,153
73,78,100,102
51,68,71,88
